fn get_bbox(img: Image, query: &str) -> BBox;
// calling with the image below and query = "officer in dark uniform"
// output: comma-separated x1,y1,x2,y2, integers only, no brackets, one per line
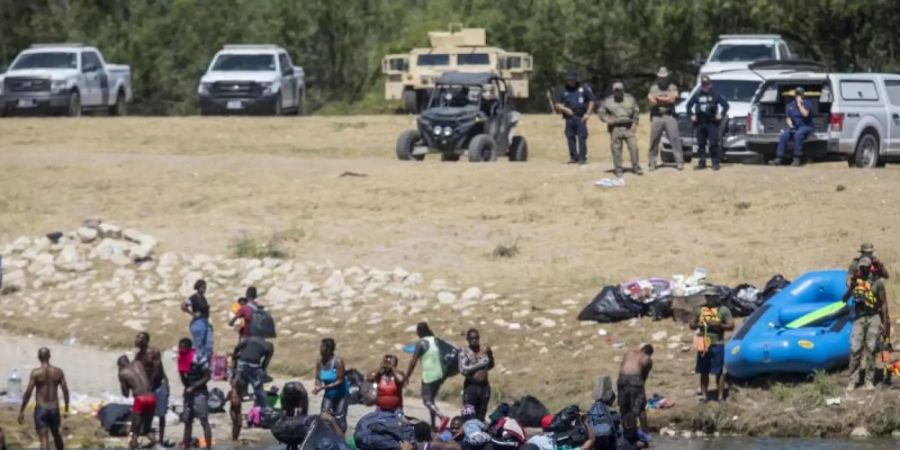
686,75,730,171
554,71,595,165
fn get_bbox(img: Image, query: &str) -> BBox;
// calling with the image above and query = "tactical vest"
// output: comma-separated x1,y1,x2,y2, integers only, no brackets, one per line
850,277,881,316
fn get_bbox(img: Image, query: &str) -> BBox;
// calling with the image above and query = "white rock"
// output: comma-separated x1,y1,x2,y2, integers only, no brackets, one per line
660,427,677,437
461,287,483,302
651,331,668,342
429,279,449,291
110,254,132,266
508,323,522,331
437,291,457,304
534,317,556,328
667,342,680,350
242,267,272,286
10,237,31,252
159,252,180,268
76,227,99,243
122,319,146,331
266,286,294,305
597,328,608,336
825,397,841,406
668,334,683,343
215,268,237,279
546,308,568,316
850,426,869,438
89,239,127,260
299,282,319,298
98,223,122,239
310,299,337,309
3,269,26,290
391,267,409,281
481,293,501,302
118,292,136,304
178,271,204,297
54,245,82,268
493,319,509,327
627,318,638,327
323,270,346,295
339,286,357,300
403,273,423,287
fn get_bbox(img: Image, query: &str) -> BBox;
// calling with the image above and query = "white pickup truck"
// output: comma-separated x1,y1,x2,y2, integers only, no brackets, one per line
197,45,305,116
0,44,132,116
697,35,794,76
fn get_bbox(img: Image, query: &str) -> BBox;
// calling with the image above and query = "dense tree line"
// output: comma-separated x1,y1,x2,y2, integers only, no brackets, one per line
1,0,898,114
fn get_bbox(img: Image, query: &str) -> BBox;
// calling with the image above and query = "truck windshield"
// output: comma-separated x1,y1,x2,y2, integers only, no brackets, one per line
211,54,276,71
11,52,77,70
710,80,762,102
710,44,774,62
417,54,450,66
457,53,490,65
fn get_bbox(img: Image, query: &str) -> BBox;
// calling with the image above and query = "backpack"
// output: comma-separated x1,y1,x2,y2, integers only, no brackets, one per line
248,304,277,338
586,400,616,449
207,387,226,413
435,337,460,378
354,411,416,450
549,405,588,447
360,380,378,407
344,369,365,405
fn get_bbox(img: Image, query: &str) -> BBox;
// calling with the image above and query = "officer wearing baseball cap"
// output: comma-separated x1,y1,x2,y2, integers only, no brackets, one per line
598,81,641,177
686,75,729,170
554,70,595,165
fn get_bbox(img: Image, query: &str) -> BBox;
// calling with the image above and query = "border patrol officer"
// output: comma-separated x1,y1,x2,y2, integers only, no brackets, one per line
843,256,891,390
647,67,683,171
554,71,595,165
599,81,641,177
769,86,815,167
686,75,729,170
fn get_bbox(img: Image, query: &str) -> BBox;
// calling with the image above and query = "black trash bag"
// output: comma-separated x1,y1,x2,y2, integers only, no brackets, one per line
345,369,365,405
435,337,461,378
98,403,131,436
272,415,316,446
354,411,416,450
648,294,674,320
248,305,277,338
724,284,760,317
281,381,309,416
760,275,790,303
577,286,645,323
207,387,227,413
259,407,284,429
510,395,549,428
300,416,350,450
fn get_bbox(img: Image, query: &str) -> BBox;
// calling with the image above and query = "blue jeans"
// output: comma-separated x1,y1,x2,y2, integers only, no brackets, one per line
565,116,588,162
236,362,266,408
695,122,720,166
776,125,813,159
190,318,213,362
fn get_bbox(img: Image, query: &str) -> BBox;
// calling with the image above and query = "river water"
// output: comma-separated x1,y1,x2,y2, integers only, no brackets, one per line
653,437,899,449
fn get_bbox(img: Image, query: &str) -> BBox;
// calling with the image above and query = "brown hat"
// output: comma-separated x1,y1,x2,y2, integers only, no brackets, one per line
859,242,874,253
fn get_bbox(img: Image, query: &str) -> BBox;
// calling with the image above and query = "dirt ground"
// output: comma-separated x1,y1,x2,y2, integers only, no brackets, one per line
1,114,899,440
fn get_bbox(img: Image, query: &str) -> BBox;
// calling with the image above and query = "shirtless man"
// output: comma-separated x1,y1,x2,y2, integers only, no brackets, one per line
118,355,156,450
616,344,654,432
458,328,494,422
17,348,69,450
134,332,170,446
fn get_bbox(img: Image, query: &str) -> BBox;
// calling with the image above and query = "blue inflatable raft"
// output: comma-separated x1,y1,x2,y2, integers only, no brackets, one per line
725,270,852,379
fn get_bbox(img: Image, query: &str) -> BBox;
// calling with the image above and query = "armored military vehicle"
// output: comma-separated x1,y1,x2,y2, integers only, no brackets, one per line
382,27,532,113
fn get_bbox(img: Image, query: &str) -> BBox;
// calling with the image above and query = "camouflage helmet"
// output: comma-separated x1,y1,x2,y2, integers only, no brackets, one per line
859,242,874,253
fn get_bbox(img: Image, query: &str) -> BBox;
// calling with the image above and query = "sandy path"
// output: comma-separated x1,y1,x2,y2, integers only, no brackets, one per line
1,333,454,447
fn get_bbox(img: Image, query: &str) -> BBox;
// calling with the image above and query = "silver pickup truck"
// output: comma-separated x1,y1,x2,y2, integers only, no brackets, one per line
0,44,132,116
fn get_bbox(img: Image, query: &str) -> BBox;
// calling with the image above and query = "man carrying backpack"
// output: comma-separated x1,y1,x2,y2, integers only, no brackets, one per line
405,322,450,430
616,345,653,433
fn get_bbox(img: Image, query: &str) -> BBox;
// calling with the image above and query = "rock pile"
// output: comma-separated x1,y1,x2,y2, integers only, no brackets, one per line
0,221,505,335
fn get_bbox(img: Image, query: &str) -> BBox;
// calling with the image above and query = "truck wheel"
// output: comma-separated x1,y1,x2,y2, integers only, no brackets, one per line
295,90,305,116
441,153,460,162
508,136,528,162
468,134,497,162
109,90,127,116
67,91,82,117
273,95,283,116
396,129,425,161
402,90,418,114
851,131,880,169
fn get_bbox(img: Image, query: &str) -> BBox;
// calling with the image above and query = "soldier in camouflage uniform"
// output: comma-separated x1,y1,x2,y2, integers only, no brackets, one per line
847,242,889,285
598,82,641,177
844,256,892,390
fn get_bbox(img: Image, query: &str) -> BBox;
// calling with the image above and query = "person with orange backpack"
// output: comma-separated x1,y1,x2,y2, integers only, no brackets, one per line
843,256,891,391
689,288,734,403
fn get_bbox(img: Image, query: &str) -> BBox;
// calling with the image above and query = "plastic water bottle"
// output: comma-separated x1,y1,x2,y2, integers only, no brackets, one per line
6,368,23,402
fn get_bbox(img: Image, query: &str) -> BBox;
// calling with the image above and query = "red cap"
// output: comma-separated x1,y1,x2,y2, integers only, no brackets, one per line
541,414,554,431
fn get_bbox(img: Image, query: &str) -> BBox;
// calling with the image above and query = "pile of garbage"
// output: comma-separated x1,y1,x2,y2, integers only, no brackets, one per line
577,268,791,323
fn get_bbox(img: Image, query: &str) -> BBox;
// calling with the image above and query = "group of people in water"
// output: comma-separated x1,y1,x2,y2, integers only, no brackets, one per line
6,242,894,450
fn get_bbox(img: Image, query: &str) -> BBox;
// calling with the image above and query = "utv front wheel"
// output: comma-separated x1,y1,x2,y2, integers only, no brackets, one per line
468,134,497,162
508,136,528,162
396,129,425,161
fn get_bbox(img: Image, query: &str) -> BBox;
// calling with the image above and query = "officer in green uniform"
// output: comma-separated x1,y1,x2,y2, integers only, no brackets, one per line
598,81,641,177
843,256,892,390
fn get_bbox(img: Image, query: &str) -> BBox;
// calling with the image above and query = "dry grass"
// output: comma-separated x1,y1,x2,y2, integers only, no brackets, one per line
1,115,899,436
